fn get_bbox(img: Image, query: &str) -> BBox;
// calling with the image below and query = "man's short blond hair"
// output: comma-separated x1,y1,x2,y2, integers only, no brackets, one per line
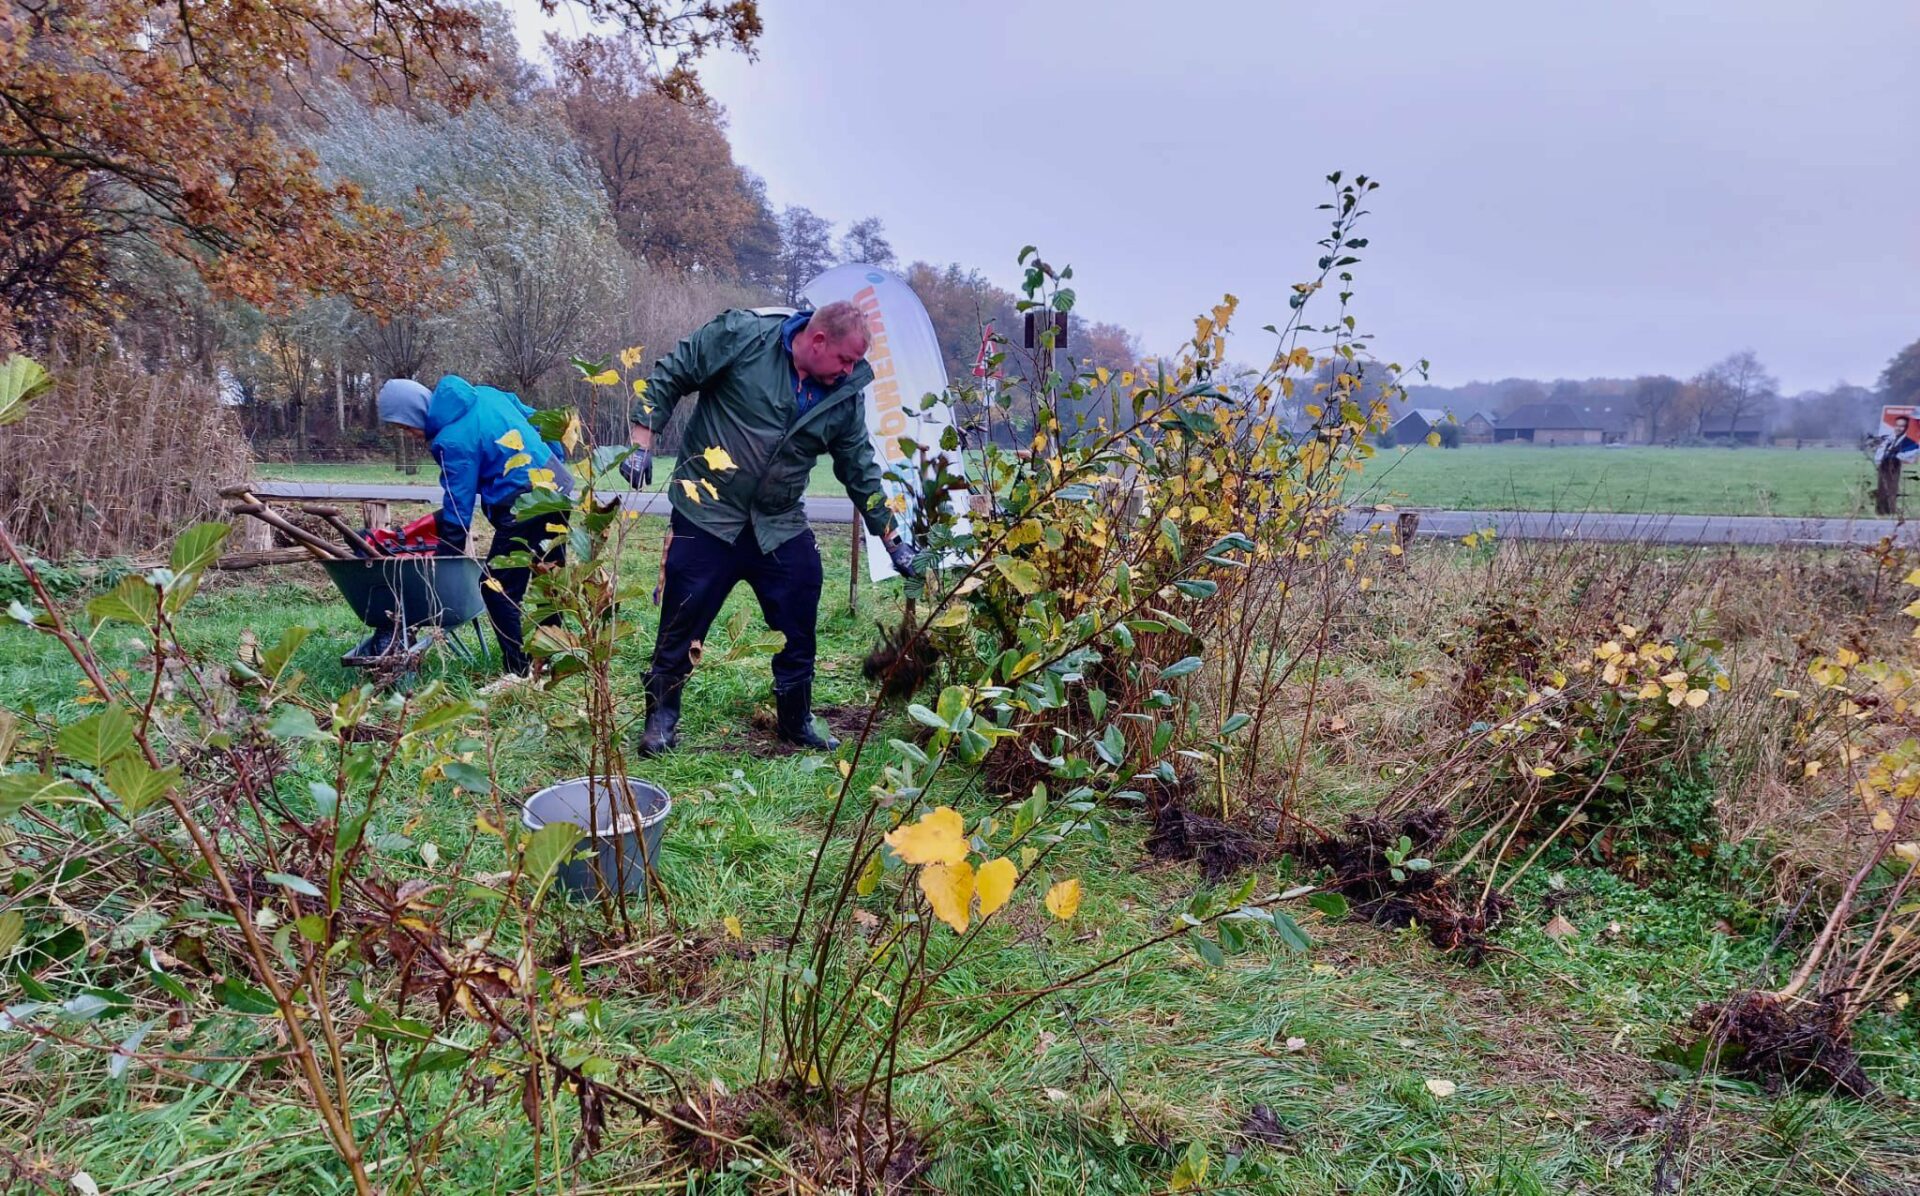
809,299,872,349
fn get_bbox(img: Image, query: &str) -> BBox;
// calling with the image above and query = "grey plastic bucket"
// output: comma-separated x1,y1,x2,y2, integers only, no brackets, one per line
519,776,670,898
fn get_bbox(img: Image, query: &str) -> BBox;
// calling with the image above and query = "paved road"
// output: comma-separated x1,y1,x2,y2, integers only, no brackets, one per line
242,481,1914,548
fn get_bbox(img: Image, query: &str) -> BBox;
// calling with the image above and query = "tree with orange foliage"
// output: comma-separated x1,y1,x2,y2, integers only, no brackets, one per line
0,0,760,344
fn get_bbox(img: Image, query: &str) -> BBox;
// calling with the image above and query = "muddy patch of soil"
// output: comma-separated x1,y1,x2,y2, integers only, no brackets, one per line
743,704,875,755
1146,798,1271,882
664,1078,931,1192
1683,991,1873,1098
1301,807,1511,959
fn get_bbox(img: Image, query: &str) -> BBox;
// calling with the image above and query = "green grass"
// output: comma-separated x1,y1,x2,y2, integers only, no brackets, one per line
254,456,847,497
1350,446,1880,517
3,526,1917,1194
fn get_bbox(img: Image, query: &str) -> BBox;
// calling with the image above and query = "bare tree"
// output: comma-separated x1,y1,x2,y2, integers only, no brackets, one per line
778,206,834,305
1630,374,1684,443
1692,350,1778,439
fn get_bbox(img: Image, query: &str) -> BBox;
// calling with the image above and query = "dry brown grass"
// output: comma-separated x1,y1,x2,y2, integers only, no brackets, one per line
0,352,249,560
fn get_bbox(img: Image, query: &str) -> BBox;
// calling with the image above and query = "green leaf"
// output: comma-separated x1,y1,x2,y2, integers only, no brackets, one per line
257,626,312,686
57,705,137,767
1270,910,1312,952
440,761,492,792
213,977,278,1015
855,852,884,897
108,1019,157,1080
992,555,1044,596
86,577,159,628
143,949,192,1003
1172,579,1218,600
1306,891,1350,919
0,353,54,425
906,704,947,731
1159,518,1184,561
1095,724,1127,767
105,757,179,816
1087,689,1108,721
935,685,968,727
293,915,330,944
267,705,328,742
1188,930,1225,968
1220,713,1252,736
0,770,86,818
169,522,232,577
263,872,322,898
1160,656,1203,681
523,822,583,893
0,910,22,957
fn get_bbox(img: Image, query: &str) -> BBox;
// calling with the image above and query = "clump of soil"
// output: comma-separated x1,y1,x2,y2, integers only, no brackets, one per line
1145,788,1270,881
746,704,874,754
663,1078,931,1192
1687,991,1873,1098
1238,1104,1291,1148
1302,807,1512,959
862,618,938,700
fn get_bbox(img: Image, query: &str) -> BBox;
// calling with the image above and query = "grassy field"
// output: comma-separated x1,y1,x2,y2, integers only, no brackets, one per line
3,523,1915,1194
1351,445,1878,517
262,446,1886,518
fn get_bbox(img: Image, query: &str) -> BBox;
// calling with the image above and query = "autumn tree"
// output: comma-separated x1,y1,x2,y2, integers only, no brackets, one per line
777,205,834,303
838,216,897,269
548,33,755,274
0,0,760,344
729,170,785,292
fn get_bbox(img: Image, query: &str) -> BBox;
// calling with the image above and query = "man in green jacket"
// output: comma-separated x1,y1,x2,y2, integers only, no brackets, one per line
625,300,916,755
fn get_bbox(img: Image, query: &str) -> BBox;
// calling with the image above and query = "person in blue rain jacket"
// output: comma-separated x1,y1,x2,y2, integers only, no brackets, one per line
377,375,573,678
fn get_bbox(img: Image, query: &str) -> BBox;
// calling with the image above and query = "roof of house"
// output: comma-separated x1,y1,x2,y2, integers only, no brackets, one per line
1389,408,1450,428
1461,410,1498,426
1499,402,1629,433
1698,412,1769,434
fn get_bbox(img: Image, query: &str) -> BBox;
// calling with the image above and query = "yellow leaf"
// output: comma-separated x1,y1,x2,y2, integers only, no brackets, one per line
483,578,505,593
1533,766,1556,778
723,915,743,941
586,369,619,385
545,522,567,534
495,428,525,451
1637,682,1662,700
1873,808,1896,832
699,479,719,501
1804,761,1823,778
527,468,556,491
619,346,643,369
1044,878,1081,921
1096,367,1111,386
1424,1077,1457,1098
1685,689,1709,708
700,445,737,472
503,452,532,471
678,479,702,504
975,857,1017,916
1425,431,1441,448
883,806,969,867
920,861,973,932
631,378,649,397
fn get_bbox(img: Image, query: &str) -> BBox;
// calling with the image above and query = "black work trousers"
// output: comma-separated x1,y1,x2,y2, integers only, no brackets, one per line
480,499,568,675
647,510,821,692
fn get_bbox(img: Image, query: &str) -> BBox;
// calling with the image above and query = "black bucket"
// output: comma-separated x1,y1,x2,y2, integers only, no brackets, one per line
519,776,670,898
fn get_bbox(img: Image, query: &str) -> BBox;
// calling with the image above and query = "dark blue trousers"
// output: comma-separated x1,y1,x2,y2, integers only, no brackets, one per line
647,510,821,691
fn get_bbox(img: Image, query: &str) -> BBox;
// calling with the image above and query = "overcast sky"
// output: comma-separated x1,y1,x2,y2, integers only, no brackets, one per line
509,0,1917,393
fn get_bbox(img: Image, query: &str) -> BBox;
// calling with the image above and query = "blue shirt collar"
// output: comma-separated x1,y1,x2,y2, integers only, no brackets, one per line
781,311,829,416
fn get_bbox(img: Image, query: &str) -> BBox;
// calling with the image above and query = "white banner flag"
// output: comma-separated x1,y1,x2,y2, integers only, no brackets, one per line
802,264,970,582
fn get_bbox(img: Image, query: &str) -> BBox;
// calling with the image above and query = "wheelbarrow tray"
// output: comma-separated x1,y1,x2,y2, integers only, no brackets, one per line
320,556,486,631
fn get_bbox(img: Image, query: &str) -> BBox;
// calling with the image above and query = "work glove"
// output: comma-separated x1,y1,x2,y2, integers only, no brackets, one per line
618,447,653,488
887,537,919,578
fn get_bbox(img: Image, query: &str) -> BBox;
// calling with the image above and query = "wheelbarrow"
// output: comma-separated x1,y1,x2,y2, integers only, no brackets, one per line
321,555,491,668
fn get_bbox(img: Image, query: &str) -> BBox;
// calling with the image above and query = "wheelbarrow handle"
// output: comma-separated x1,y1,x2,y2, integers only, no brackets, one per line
230,503,346,560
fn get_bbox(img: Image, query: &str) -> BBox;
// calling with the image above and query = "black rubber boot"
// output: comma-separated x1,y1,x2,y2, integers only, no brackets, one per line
775,682,838,751
638,673,684,757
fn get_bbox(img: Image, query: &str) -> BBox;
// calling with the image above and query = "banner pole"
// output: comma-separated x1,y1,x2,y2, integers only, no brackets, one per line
848,520,860,614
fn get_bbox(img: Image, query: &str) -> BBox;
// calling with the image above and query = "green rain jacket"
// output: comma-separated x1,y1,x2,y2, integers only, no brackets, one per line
634,308,892,553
